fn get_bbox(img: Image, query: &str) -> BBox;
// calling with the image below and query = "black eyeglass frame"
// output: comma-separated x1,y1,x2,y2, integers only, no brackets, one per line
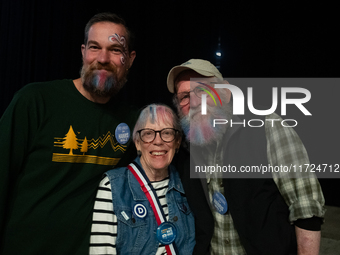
137,128,180,143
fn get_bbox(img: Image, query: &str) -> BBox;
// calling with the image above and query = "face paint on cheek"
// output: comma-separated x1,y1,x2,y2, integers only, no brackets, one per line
120,56,126,65
108,33,128,65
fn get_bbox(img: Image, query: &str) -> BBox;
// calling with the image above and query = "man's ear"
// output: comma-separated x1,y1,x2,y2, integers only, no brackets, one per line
81,44,86,59
127,51,136,69
221,79,231,103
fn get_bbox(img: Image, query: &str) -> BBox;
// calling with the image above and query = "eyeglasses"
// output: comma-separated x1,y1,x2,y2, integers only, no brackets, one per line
176,86,212,106
137,128,179,143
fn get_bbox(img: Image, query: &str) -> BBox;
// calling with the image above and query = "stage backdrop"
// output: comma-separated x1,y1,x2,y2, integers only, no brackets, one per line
0,0,339,205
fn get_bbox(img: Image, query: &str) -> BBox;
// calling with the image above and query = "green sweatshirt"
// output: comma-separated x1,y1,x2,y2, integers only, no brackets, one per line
0,79,139,254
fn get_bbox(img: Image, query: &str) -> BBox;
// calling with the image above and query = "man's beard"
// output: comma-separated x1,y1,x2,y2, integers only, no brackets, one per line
178,97,232,146
80,62,127,97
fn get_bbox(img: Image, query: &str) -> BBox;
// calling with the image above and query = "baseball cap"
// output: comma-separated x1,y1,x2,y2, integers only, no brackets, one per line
166,59,223,93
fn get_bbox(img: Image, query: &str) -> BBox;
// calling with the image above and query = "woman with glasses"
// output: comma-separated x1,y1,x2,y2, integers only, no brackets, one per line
89,104,195,255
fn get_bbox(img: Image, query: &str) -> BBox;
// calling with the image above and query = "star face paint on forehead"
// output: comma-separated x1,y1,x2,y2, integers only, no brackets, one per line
108,33,128,65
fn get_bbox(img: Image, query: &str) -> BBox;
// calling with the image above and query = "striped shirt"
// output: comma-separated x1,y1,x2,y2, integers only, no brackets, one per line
89,176,170,255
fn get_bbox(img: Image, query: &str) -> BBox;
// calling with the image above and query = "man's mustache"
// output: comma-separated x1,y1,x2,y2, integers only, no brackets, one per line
88,63,116,73
189,105,215,117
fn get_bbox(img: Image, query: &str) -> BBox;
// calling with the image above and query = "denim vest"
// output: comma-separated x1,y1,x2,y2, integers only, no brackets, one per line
105,157,195,255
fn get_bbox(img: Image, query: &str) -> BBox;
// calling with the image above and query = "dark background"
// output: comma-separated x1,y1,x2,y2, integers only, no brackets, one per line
0,0,339,205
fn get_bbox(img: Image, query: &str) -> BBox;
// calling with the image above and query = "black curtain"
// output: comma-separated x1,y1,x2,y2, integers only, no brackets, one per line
0,0,339,205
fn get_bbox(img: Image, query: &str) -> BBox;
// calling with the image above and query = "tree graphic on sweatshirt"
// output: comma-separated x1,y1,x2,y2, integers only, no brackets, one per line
62,126,79,155
80,136,89,155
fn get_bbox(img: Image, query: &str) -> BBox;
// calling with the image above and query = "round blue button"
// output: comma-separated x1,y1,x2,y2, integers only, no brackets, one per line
212,192,228,214
115,123,130,144
133,204,147,218
156,222,177,245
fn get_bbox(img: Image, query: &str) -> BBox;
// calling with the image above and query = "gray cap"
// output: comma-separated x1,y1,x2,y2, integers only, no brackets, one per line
166,59,223,93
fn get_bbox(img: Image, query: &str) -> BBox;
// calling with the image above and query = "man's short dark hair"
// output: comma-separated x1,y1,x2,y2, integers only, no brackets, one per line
84,12,135,52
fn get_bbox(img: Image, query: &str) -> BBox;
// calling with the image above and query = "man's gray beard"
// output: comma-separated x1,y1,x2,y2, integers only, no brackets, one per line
178,101,233,146
80,64,128,98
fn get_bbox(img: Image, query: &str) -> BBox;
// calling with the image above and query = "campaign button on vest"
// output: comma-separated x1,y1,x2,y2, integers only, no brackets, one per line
156,222,177,245
212,192,228,214
133,203,147,218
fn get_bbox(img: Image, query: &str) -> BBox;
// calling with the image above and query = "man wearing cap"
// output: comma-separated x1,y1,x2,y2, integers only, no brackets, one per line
168,59,325,255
